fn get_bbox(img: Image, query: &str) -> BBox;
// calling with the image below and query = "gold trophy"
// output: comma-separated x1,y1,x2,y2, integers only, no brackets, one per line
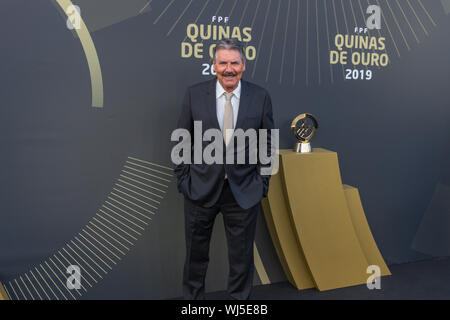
291,113,318,153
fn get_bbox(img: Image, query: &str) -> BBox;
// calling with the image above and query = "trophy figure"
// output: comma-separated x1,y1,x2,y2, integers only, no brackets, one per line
291,113,318,153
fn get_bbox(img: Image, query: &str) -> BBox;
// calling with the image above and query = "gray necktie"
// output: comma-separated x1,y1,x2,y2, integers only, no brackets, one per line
223,92,234,146
223,92,234,180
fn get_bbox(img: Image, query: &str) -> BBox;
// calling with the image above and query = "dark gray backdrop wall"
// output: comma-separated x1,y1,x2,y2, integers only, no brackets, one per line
0,0,449,299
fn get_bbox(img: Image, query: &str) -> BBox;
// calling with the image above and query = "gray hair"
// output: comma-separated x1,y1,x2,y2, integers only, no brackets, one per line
213,38,245,63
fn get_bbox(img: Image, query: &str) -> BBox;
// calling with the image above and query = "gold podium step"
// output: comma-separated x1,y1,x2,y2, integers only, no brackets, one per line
262,148,390,291
0,282,9,300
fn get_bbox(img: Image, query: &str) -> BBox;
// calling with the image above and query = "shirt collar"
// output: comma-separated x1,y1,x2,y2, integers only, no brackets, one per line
216,80,241,99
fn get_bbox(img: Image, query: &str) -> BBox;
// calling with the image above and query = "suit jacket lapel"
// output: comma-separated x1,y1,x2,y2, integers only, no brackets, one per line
235,79,250,129
206,78,221,130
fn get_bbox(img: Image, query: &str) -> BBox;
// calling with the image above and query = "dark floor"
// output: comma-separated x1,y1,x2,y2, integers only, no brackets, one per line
203,257,450,300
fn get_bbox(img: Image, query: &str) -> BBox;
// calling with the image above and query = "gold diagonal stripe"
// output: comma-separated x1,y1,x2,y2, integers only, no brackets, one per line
107,195,153,219
121,172,167,192
332,0,340,33
351,0,369,71
113,186,159,209
53,253,88,292
82,229,123,260
154,0,175,24
195,0,231,46
124,166,170,186
306,0,309,85
228,0,239,17
66,243,103,279
8,282,19,300
75,237,113,270
125,161,172,180
96,213,139,240
199,0,225,46
182,0,211,42
62,248,97,285
213,0,225,16
42,263,68,300
340,0,349,31
206,0,237,48
99,208,142,234
251,0,272,78
195,0,211,22
14,279,26,300
104,203,147,230
127,157,173,172
375,0,401,57
340,0,355,70
34,267,59,299
396,0,419,43
279,0,291,84
49,257,79,298
139,0,152,14
323,0,334,83
59,250,93,288
265,0,282,82
111,191,157,214
76,236,115,268
25,273,42,300
102,204,146,230
406,0,428,36
385,0,410,50
417,0,436,26
238,0,251,27
30,270,51,299
115,183,160,205
117,178,163,199
104,200,149,225
231,0,247,36
250,0,262,29
167,0,193,37
93,217,135,245
349,0,358,30
20,276,34,300
198,0,226,46
196,0,233,48
293,0,300,84
316,0,321,84
331,0,346,79
70,240,108,274
89,222,130,251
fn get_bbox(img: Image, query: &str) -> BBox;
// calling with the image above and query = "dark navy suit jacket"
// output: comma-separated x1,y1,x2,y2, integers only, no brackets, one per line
174,78,274,210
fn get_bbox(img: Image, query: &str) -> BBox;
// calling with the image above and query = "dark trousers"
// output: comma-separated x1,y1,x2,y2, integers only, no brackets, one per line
183,179,260,300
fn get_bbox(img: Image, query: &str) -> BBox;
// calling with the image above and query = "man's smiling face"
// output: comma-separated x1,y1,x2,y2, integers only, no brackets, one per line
213,48,246,93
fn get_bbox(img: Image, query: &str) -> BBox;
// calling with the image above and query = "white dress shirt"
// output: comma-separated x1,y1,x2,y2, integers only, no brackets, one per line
216,80,241,132
216,80,241,180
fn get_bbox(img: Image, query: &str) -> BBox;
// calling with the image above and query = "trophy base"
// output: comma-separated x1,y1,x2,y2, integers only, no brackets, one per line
294,142,311,153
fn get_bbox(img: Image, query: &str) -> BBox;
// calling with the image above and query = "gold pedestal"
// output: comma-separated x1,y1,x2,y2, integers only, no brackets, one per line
0,282,9,300
262,148,390,291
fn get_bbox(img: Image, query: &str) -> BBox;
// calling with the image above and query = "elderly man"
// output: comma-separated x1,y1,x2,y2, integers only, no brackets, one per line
174,38,274,300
